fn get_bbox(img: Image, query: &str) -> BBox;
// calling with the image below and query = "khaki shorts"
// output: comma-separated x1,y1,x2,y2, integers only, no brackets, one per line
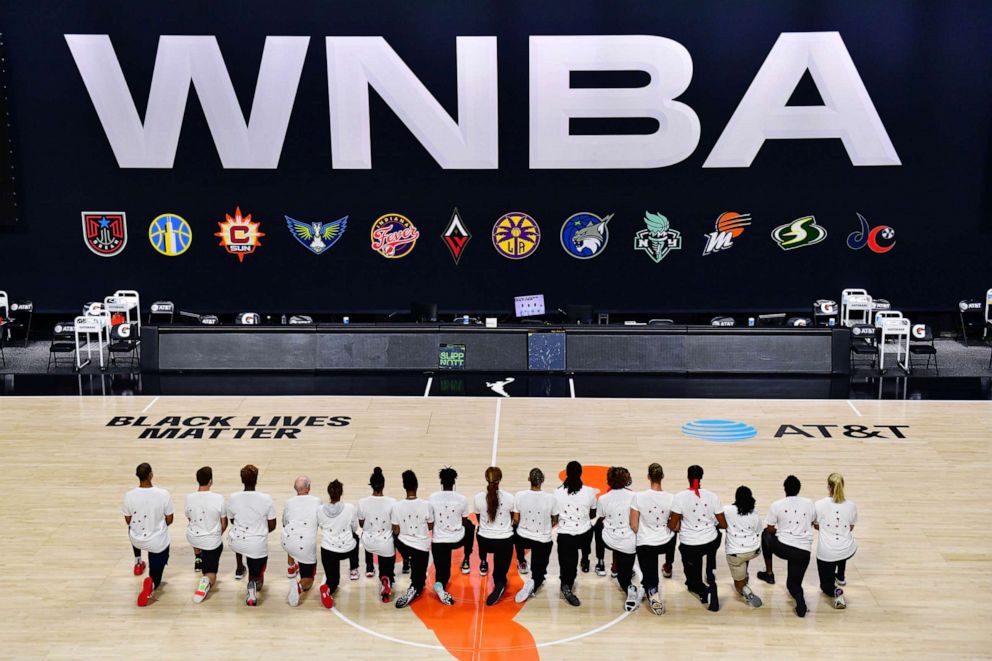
726,548,760,581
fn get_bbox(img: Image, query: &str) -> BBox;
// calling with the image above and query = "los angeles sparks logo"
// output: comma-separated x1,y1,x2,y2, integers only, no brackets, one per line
214,207,265,262
371,213,420,258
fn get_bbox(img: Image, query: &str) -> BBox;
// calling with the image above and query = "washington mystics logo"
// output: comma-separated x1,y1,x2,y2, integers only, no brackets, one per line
81,211,127,256
286,215,348,255
560,212,612,259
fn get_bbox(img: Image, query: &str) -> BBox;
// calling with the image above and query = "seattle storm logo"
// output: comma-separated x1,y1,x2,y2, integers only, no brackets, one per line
560,212,612,259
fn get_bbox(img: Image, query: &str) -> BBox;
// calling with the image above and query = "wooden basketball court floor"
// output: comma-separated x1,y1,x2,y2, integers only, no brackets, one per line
0,394,989,659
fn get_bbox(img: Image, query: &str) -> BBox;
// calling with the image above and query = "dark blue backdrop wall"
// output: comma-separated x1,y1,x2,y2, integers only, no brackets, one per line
0,1,989,314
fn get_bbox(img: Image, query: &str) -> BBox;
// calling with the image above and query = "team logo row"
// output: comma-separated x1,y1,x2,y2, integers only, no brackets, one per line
81,209,896,261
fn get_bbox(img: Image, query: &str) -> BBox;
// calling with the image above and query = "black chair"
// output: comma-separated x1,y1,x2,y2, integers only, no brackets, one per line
908,324,939,374
959,299,984,346
48,322,77,371
648,318,675,325
849,324,878,370
109,323,140,369
411,302,438,323
565,304,594,324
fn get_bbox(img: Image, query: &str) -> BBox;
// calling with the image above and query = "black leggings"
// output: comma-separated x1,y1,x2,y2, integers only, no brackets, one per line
607,545,637,591
478,535,514,587
637,537,676,593
557,528,593,589
514,534,553,588
149,546,169,588
431,539,461,589
395,540,429,593
321,547,357,592
582,519,606,562
365,550,396,584
761,531,810,607
816,554,852,596
679,533,721,595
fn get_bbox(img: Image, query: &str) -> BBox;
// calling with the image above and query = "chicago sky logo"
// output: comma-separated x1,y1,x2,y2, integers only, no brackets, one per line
148,213,192,256
286,215,348,254
702,212,751,255
215,207,265,262
681,419,757,442
634,211,681,263
81,211,127,256
492,212,541,259
846,213,895,253
560,212,612,259
771,215,827,251
441,208,471,264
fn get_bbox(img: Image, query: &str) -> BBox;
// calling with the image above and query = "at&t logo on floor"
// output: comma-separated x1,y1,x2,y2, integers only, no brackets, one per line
682,419,910,441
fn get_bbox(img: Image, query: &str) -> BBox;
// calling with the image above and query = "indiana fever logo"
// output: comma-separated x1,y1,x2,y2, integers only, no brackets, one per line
371,213,420,258
846,213,895,253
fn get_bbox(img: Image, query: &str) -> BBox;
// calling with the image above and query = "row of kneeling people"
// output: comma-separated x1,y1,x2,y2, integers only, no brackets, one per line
123,460,856,616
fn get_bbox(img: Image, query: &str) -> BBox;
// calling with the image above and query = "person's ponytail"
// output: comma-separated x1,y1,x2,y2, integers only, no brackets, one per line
563,460,583,495
485,466,502,522
828,472,846,503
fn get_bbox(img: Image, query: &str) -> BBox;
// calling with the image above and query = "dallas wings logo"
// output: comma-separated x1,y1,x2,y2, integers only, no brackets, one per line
81,212,127,256
560,212,612,259
285,215,348,254
771,215,827,251
702,212,751,255
215,207,265,262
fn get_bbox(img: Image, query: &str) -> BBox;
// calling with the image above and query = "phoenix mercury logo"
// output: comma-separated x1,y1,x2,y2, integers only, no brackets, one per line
702,212,751,255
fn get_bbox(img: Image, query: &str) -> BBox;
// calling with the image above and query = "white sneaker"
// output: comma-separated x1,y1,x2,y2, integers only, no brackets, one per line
434,582,454,606
515,579,535,603
193,577,210,604
833,588,847,609
648,589,665,615
395,586,418,609
742,585,763,608
287,579,301,607
350,569,360,581
835,577,847,587
624,585,640,612
246,581,258,606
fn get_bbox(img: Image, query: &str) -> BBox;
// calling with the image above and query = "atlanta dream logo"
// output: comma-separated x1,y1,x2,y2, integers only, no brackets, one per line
371,213,420,258
81,212,127,256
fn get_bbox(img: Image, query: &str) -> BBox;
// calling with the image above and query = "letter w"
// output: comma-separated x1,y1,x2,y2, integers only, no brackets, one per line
65,35,310,168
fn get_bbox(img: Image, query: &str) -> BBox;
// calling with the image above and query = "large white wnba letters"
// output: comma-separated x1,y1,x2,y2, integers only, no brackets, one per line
703,32,900,167
65,35,309,168
529,35,700,169
325,36,498,169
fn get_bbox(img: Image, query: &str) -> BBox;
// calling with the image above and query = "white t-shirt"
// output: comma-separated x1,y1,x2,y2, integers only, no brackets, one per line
428,491,470,544
390,498,434,552
671,488,723,546
280,494,321,564
513,490,559,543
317,502,359,553
815,497,858,562
597,488,636,554
766,496,816,551
123,486,174,553
184,491,225,551
554,485,599,536
723,505,761,555
473,490,514,540
630,489,675,547
358,495,396,556
227,490,277,559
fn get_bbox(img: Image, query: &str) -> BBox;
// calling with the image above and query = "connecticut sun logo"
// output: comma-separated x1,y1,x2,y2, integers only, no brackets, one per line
214,207,265,262
371,213,420,258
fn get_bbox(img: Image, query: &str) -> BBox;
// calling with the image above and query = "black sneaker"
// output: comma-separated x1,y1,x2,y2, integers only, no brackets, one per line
756,571,775,585
595,560,606,577
795,601,808,618
194,555,202,573
707,582,720,612
610,562,618,578
486,583,506,606
460,558,471,575
580,558,590,573
402,561,410,575
560,584,581,607
480,560,489,576
662,563,673,579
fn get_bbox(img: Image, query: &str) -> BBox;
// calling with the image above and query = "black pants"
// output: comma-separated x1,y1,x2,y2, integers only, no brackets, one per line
680,534,721,595
816,554,852,596
321,547,357,592
705,530,721,579
246,555,267,580
132,545,141,559
431,539,462,589
637,537,676,593
512,525,527,563
557,528,593,589
199,543,223,575
478,535,513,587
514,534,553,589
395,540,429,593
762,531,810,607
582,519,605,562
149,546,169,588
365,550,396,584
608,544,637,591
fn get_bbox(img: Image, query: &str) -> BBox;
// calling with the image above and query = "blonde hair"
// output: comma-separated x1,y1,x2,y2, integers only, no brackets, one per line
828,473,846,503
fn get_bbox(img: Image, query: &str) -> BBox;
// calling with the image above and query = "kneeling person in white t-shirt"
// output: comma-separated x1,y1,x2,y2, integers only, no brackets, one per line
317,479,359,609
123,462,174,607
758,475,816,618
227,465,277,606
669,465,726,613
185,466,226,603
281,476,321,606
391,470,434,608
513,468,559,603
814,472,857,610
429,467,472,606
723,486,763,608
597,467,642,612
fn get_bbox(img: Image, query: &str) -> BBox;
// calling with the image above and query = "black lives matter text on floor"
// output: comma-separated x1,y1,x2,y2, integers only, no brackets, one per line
105,415,352,439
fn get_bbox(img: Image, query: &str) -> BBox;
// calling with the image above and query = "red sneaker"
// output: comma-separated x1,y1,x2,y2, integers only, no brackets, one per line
287,562,299,578
137,577,153,607
380,577,392,603
133,559,146,576
319,583,334,609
